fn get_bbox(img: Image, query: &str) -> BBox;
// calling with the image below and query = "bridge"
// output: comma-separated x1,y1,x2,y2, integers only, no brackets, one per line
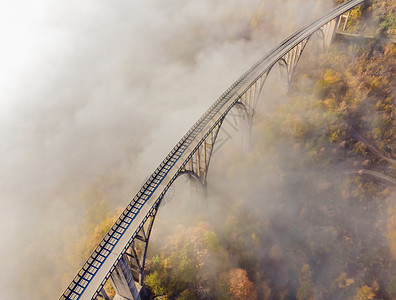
60,1,366,299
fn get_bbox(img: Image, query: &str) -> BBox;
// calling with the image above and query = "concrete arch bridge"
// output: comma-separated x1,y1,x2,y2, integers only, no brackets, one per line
60,1,367,299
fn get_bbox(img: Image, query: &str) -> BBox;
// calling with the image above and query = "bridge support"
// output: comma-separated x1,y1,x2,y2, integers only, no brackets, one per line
276,15,341,90
236,72,268,127
278,38,309,89
179,73,269,185
321,18,338,48
337,11,350,32
110,256,141,300
109,204,159,300
180,120,223,190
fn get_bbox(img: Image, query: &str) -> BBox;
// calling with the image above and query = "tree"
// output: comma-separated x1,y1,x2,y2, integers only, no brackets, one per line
228,268,257,300
354,285,376,300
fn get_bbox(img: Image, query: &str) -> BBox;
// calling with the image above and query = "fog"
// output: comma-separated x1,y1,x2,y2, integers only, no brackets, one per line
0,0,337,299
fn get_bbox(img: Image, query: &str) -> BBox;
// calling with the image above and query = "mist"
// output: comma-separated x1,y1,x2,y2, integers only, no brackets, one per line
0,0,349,299
142,2,396,298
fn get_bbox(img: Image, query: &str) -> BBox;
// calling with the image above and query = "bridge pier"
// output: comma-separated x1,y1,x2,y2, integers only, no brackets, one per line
322,18,338,48
180,121,223,188
110,256,142,300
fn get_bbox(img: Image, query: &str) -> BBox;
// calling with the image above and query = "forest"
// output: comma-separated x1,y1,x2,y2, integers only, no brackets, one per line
142,1,396,299
67,1,395,299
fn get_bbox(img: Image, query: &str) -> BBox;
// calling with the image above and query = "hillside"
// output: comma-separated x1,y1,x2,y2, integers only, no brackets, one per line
142,1,396,299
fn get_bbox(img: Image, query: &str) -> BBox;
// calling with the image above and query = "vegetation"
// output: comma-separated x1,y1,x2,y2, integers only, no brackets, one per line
143,1,396,299
336,0,396,38
63,1,395,299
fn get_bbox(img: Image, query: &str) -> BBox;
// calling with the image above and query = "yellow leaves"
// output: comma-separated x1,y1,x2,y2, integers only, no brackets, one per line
314,69,347,100
374,99,382,110
228,268,257,300
103,281,115,299
329,128,340,143
324,69,339,85
347,7,363,29
335,272,355,288
354,285,376,300
145,271,166,297
323,98,337,110
176,289,193,300
339,100,347,112
292,120,309,139
321,98,348,119
283,113,309,139
384,44,396,55
163,257,172,271
354,141,368,156
345,278,356,287
369,76,388,91
204,230,220,251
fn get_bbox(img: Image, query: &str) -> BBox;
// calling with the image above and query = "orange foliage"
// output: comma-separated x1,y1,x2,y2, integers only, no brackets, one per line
228,268,257,300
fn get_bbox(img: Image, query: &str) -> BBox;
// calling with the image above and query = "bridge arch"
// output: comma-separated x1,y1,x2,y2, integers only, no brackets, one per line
178,170,206,187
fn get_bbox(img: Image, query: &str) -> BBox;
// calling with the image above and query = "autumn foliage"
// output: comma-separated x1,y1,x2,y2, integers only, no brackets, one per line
143,2,395,299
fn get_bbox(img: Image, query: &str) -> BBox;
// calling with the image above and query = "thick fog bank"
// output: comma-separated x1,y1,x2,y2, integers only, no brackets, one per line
0,0,332,298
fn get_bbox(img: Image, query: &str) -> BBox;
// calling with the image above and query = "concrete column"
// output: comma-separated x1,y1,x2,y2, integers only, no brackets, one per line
110,256,141,300
324,19,338,47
